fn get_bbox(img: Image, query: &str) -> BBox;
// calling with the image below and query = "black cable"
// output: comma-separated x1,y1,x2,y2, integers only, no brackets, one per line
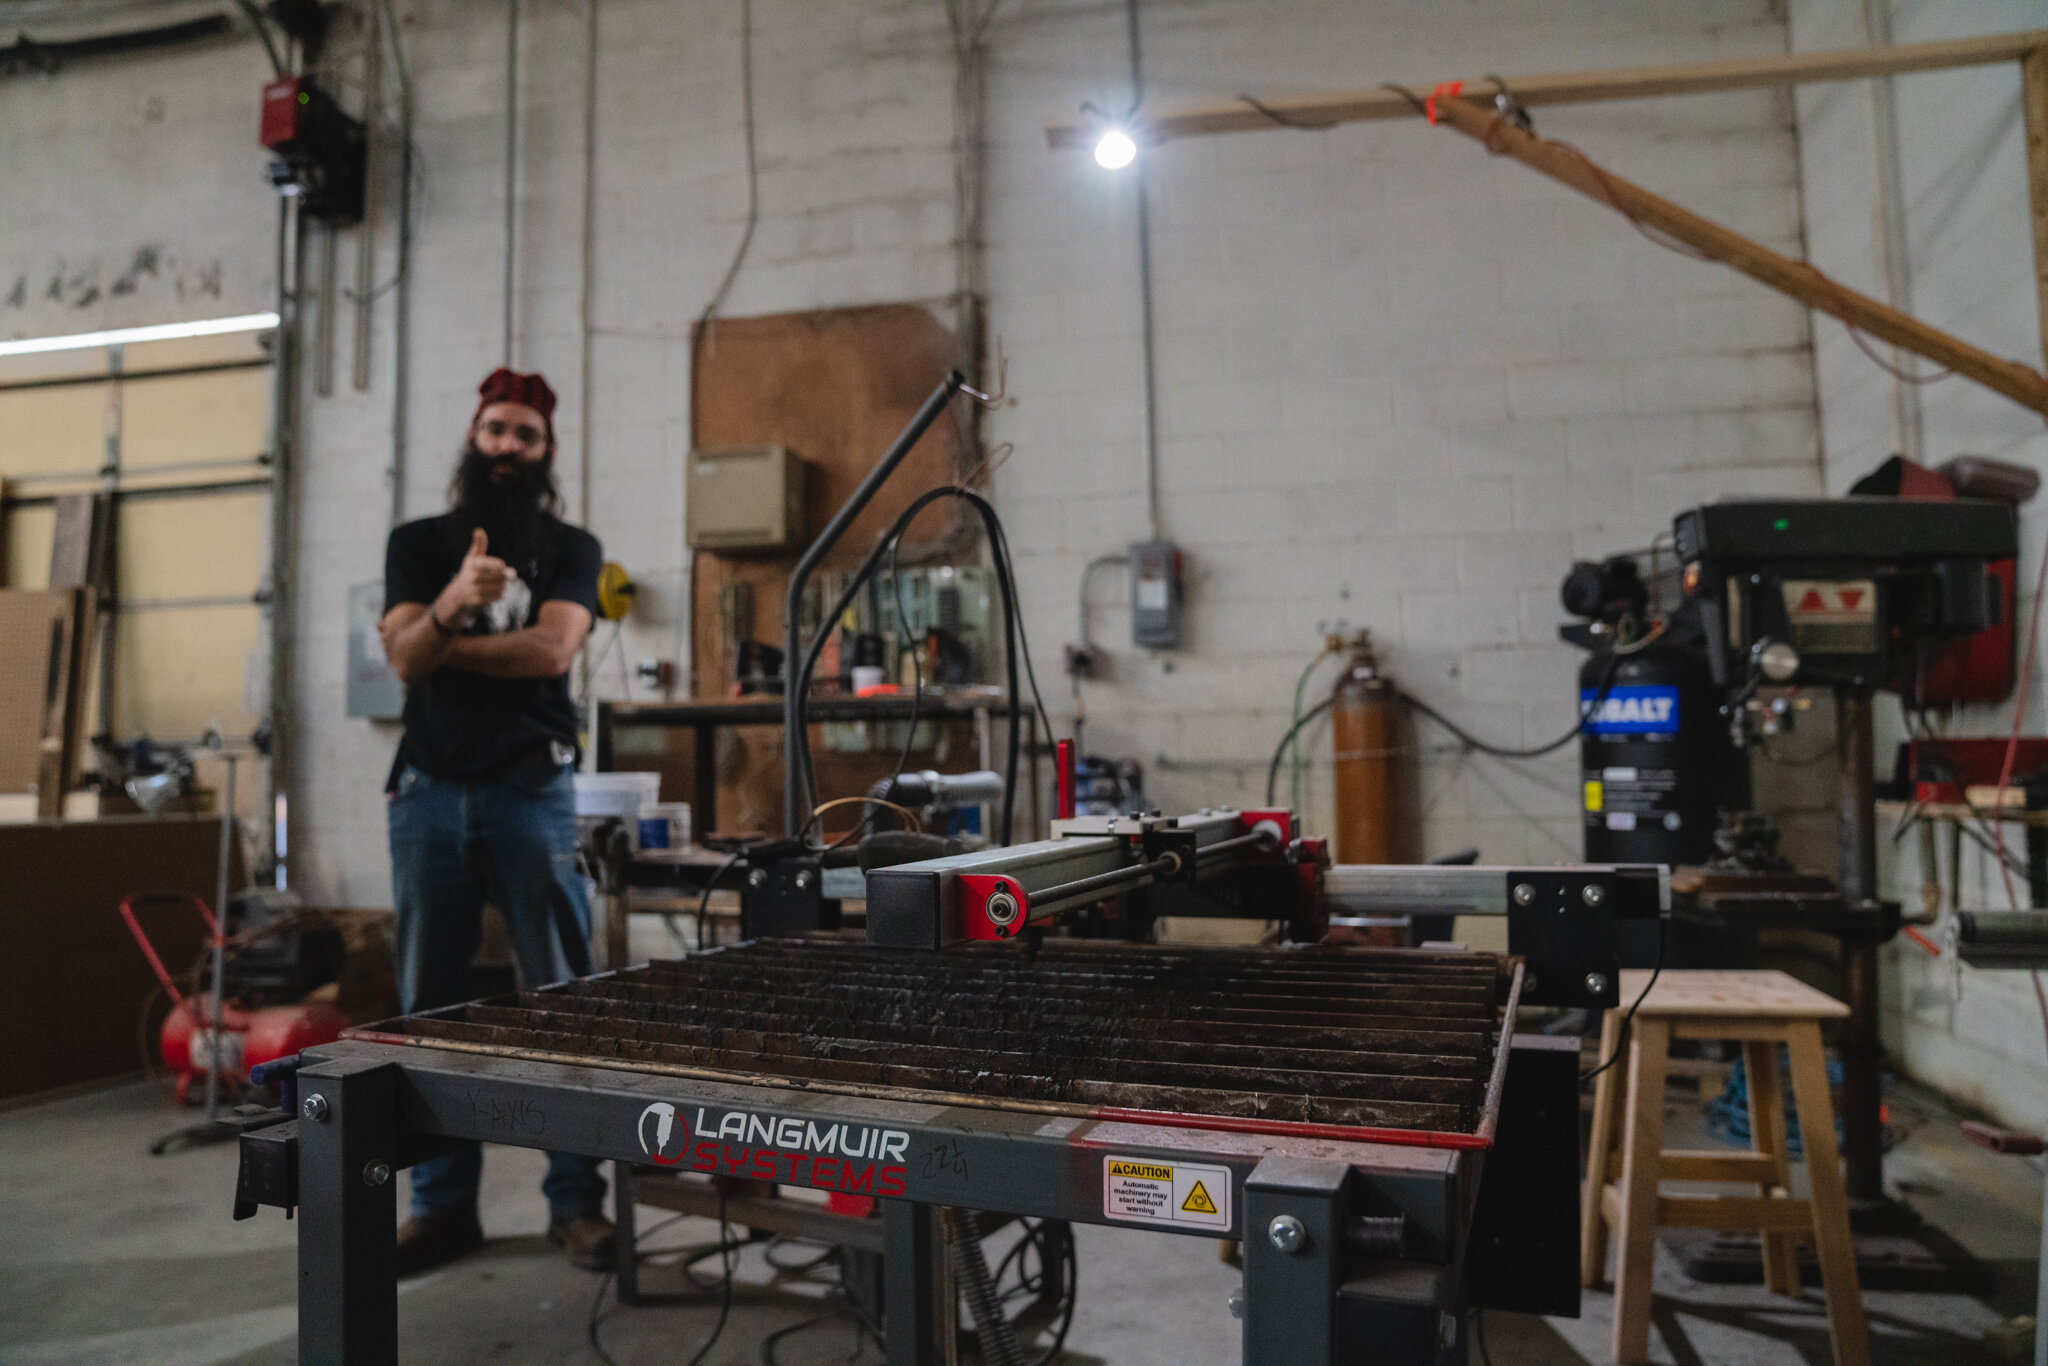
698,849,748,952
228,0,285,76
1580,913,1667,1086
875,533,925,835
985,511,1057,761
791,487,1024,844
760,1307,861,1366
761,1236,839,1274
683,1188,736,1366
1265,695,1335,805
1400,647,1625,761
586,1265,622,1366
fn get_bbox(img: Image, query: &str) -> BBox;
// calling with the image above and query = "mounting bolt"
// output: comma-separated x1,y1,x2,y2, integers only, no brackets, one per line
1267,1214,1306,1254
1512,883,1535,907
362,1160,391,1187
1581,883,1605,907
794,870,814,891
1227,1293,1244,1320
748,869,767,889
301,1095,329,1123
1585,972,1609,997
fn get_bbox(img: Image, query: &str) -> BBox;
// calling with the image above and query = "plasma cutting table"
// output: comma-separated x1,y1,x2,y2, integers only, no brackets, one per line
248,811,1655,1364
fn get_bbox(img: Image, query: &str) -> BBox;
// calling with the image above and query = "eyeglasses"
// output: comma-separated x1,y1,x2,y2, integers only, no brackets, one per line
477,418,547,448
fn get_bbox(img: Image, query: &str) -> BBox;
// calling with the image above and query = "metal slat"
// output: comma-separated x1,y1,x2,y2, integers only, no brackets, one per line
366,938,1510,1137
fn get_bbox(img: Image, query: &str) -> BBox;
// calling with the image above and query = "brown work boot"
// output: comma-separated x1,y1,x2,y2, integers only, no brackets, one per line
548,1213,617,1271
394,1211,483,1277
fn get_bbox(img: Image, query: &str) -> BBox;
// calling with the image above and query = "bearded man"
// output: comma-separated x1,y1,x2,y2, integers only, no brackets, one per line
376,367,612,1274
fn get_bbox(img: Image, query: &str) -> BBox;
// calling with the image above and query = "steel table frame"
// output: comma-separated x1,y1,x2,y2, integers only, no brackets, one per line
292,1036,1499,1365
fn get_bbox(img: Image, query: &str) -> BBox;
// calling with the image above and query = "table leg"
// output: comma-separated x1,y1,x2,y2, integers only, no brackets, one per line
1745,1040,1798,1295
1787,1020,1871,1366
1581,1008,1621,1288
1612,1016,1670,1366
297,1059,399,1366
883,1200,943,1366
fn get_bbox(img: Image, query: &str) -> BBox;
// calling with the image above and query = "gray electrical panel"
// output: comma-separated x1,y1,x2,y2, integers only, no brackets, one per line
687,445,809,553
346,581,406,719
1130,540,1183,649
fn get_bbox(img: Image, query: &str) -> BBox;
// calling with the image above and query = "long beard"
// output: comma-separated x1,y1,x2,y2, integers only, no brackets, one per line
452,444,558,573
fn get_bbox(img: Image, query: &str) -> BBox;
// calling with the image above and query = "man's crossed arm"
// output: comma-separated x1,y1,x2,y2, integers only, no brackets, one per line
378,528,592,685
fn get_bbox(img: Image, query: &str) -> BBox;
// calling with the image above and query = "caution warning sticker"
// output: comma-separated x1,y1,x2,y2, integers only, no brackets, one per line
1102,1156,1232,1230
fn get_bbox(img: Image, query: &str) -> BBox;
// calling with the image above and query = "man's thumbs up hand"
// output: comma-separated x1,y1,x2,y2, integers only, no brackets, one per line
441,525,510,617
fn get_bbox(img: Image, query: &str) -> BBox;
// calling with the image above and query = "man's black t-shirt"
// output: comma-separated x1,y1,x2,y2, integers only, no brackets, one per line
383,511,601,785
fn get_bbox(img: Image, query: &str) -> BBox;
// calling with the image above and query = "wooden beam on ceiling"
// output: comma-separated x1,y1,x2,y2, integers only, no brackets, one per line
1046,29,2048,149
1420,95,2048,418
2023,46,2048,373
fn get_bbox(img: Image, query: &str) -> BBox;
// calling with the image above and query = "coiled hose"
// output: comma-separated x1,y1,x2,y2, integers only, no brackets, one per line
940,1207,1028,1366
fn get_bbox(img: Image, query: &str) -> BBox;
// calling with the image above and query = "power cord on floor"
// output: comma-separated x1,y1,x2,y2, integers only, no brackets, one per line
585,1193,741,1366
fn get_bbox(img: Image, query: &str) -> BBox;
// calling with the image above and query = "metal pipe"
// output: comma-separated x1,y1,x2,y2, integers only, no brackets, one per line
313,224,335,397
200,753,238,1120
1834,688,1884,1202
1194,828,1279,860
379,0,413,525
1021,851,1179,917
781,372,965,833
502,0,519,366
1125,0,1161,542
265,189,304,888
0,358,270,393
350,1,381,394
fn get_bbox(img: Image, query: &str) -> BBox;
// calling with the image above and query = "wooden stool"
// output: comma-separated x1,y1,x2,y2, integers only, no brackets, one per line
1580,970,1869,1366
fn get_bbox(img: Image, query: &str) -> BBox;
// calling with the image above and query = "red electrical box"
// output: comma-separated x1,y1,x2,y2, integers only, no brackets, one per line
260,76,305,149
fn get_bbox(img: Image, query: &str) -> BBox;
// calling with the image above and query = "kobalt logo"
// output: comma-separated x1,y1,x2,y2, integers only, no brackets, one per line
1593,696,1674,726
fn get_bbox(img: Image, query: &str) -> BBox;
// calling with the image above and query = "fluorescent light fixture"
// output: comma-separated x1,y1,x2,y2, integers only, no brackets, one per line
0,311,281,358
1094,128,1138,169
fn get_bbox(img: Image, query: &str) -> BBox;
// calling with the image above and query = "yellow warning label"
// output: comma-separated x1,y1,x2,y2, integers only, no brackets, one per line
1103,1154,1230,1229
1583,780,1603,812
1108,1160,1173,1181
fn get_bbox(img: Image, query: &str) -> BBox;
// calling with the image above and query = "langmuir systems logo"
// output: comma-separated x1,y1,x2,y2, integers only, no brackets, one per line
634,1102,911,1196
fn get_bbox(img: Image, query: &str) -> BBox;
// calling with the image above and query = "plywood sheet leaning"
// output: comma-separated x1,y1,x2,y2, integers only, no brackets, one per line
0,587,95,813
688,303,968,698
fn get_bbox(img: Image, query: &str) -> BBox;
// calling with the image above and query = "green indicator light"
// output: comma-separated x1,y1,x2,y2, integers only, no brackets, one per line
298,92,310,105
1773,518,1789,531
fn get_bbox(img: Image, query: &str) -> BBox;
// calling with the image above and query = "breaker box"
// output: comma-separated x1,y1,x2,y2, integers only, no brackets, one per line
687,445,809,553
1130,540,1183,649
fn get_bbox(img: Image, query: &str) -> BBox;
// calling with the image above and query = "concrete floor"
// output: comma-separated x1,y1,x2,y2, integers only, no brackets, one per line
0,1075,2037,1365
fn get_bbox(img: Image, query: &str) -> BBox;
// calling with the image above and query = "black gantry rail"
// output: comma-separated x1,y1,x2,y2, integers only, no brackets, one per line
363,938,1511,1135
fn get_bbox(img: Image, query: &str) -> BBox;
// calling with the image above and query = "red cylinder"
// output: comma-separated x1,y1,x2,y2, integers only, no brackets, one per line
1331,639,1401,865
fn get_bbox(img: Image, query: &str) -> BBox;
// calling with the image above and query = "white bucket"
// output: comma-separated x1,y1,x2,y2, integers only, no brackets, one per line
573,773,662,846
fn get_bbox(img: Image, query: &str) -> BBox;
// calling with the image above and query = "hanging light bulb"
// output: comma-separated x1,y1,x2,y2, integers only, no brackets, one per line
1093,128,1138,170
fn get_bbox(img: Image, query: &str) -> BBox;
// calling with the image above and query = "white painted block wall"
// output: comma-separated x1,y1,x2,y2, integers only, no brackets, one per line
1790,0,2048,1135
983,0,1820,863
7,4,1826,945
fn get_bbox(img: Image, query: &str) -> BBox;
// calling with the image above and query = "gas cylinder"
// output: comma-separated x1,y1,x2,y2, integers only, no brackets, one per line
1578,641,1744,865
1331,636,1402,864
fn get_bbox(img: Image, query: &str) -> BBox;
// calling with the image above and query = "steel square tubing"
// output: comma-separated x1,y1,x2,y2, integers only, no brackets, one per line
293,1038,1469,1366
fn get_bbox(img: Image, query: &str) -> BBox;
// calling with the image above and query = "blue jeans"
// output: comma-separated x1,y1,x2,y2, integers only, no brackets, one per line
388,763,607,1221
